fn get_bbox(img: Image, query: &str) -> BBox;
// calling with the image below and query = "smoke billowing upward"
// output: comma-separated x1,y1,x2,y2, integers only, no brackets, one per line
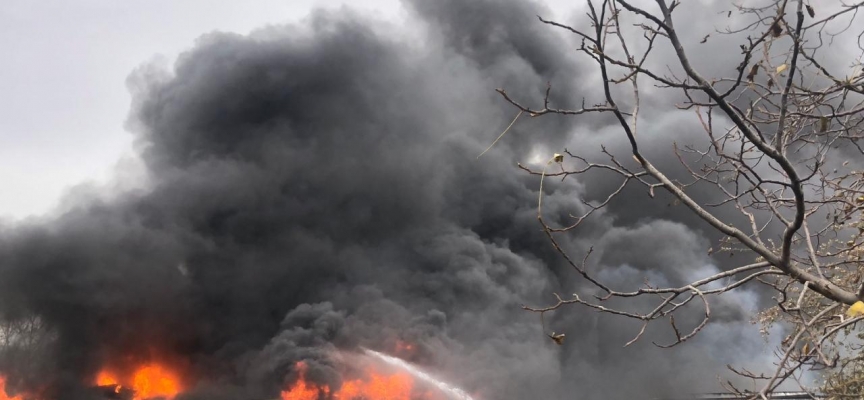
0,1,778,399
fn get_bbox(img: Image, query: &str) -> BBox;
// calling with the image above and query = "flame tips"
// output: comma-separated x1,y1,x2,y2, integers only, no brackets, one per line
281,362,326,400
281,360,436,400
97,371,121,387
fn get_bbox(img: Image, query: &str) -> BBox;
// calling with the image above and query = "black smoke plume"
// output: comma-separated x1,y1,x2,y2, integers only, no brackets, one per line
0,1,780,399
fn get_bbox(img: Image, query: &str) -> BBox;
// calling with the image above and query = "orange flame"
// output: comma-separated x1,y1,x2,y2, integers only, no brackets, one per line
95,363,182,400
131,364,181,400
0,376,22,400
96,370,120,387
281,361,436,400
336,373,413,400
280,362,328,400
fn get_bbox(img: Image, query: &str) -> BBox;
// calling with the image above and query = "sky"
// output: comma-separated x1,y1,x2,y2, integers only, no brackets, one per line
0,0,592,221
1,1,406,220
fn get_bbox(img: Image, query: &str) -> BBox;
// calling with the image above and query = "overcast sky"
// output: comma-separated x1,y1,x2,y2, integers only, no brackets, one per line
1,1,407,220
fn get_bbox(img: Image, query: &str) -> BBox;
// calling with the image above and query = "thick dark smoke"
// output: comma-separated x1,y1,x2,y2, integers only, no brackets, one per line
0,1,783,399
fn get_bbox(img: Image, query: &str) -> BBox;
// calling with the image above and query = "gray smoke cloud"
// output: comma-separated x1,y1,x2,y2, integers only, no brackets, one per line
0,1,795,399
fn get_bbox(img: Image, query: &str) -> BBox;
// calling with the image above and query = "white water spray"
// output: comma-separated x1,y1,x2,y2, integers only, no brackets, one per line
362,349,477,400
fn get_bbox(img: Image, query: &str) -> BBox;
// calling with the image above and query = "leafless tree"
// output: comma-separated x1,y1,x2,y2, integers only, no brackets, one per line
496,0,864,397
0,315,54,395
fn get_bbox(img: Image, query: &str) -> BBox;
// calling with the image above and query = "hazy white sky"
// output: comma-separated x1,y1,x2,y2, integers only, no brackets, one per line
1,0,584,221
0,0,403,221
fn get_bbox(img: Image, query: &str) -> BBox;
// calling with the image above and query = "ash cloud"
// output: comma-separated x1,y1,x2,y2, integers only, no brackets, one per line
0,1,784,399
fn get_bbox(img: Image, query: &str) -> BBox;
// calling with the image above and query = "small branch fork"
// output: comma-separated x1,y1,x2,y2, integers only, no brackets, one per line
495,0,864,395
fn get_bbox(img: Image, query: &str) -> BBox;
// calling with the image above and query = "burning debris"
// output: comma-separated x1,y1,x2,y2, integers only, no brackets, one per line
0,348,469,400
0,364,183,400
92,385,134,400
281,361,423,400
278,348,478,400
93,364,181,400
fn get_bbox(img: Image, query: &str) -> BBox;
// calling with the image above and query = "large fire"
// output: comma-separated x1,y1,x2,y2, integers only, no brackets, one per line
95,363,182,400
281,361,441,400
1,347,461,400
